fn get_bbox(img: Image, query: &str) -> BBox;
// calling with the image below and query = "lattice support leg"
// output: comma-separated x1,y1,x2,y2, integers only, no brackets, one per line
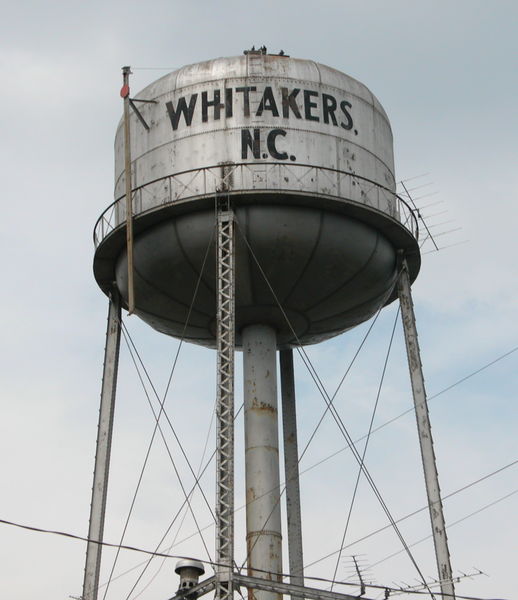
215,196,236,600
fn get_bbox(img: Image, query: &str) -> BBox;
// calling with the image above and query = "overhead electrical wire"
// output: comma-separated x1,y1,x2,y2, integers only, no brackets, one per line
130,396,219,599
243,295,388,579
304,459,518,570
86,196,515,594
233,340,517,571
234,222,433,598
116,324,212,600
238,223,518,597
2,400,509,595
121,321,216,523
102,325,212,600
95,418,221,592
132,396,220,600
121,402,247,599
234,225,385,574
298,344,518,480
2,469,515,600
298,304,384,464
331,307,400,589
240,346,518,554
368,488,518,569
160,458,515,584
0,515,512,600
123,343,516,578
95,399,246,597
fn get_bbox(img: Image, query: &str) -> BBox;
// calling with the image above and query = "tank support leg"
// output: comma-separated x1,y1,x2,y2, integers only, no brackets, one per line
397,257,455,600
280,349,304,599
82,291,121,600
215,198,236,600
243,324,283,600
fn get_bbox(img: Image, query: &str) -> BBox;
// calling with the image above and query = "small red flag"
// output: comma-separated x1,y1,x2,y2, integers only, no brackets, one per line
120,84,130,98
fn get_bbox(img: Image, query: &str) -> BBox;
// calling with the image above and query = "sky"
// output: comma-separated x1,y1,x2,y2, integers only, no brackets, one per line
0,1,516,600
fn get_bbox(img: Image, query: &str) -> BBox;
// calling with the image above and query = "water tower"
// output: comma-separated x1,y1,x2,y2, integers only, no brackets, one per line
84,51,454,600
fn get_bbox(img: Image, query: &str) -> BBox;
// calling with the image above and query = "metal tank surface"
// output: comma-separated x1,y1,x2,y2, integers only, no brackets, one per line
93,52,420,347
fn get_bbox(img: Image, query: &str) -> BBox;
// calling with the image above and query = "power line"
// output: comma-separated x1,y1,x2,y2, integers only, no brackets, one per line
85,274,518,596
0,517,508,600
96,403,245,594
1,510,512,600
102,225,216,600
369,488,518,569
299,345,518,477
121,320,216,523
130,390,219,599
331,307,400,589
234,222,433,596
304,459,518,570
294,328,434,596
298,305,384,464
231,220,387,572
117,324,212,599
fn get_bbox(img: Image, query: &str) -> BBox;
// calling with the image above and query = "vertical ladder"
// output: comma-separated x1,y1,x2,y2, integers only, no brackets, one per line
215,195,236,600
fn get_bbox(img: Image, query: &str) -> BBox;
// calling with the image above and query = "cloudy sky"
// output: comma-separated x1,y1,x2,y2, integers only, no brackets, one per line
0,2,516,600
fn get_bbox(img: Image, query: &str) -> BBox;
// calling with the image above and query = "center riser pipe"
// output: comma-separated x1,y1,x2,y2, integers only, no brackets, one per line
243,324,282,600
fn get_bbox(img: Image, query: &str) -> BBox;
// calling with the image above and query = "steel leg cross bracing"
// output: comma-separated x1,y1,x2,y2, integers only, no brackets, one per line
280,349,304,600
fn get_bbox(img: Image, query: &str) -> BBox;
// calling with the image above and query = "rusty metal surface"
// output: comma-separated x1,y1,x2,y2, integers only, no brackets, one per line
280,349,304,599
93,54,421,348
82,292,121,600
94,162,418,247
112,56,395,212
243,324,282,600
397,258,455,600
102,203,401,348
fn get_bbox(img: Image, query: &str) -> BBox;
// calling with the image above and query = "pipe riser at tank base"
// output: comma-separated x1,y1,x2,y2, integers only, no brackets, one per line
243,324,283,600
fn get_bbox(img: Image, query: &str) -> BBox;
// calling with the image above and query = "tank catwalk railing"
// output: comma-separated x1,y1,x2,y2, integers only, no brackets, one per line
94,162,419,246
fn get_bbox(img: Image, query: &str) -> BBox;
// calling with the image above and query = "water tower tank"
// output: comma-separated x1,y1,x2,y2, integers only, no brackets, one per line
93,52,420,347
